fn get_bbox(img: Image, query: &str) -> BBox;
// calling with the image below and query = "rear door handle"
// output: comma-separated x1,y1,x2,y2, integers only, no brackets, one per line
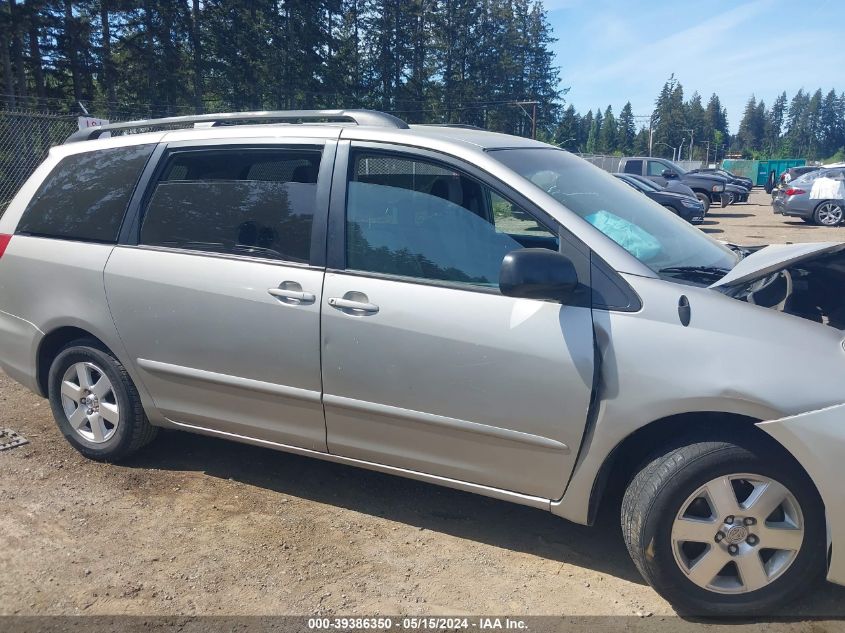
328,297,379,314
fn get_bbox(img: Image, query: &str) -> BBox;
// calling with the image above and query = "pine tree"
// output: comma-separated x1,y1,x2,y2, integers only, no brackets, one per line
766,92,787,156
555,104,580,149
617,101,635,155
684,92,706,161
585,106,601,153
598,104,616,154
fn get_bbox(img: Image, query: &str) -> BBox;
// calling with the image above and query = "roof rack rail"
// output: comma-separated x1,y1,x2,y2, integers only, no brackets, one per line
418,123,485,130
64,109,409,143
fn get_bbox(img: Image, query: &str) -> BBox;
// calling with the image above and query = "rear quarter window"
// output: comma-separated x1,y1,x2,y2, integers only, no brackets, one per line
16,144,154,243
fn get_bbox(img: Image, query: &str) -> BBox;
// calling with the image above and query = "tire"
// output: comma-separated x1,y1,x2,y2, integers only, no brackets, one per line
813,201,844,226
47,338,157,462
695,193,711,214
621,437,825,617
724,192,735,206
801,217,815,224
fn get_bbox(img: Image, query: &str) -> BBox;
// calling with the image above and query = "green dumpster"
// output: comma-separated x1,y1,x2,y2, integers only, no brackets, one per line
722,159,806,186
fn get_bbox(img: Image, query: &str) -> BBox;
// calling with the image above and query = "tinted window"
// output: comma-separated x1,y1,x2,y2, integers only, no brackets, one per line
18,144,154,242
346,153,557,286
623,159,642,175
140,149,321,263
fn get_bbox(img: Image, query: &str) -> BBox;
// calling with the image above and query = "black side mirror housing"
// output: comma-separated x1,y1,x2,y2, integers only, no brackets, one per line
499,248,578,303
661,169,678,179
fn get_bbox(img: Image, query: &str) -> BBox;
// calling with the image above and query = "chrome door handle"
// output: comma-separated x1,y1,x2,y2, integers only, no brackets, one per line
328,297,379,314
268,287,316,304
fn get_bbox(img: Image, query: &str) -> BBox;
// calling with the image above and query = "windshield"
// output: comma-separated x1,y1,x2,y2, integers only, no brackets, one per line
792,169,825,185
490,148,739,282
628,176,661,192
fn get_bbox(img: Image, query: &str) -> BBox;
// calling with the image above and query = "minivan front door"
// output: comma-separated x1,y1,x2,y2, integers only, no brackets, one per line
105,143,332,451
321,148,595,499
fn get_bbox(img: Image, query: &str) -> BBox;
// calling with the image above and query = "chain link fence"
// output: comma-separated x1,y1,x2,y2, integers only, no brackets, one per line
578,153,703,174
0,110,78,211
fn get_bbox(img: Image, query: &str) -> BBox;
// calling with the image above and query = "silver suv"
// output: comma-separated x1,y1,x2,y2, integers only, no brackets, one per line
1,110,844,616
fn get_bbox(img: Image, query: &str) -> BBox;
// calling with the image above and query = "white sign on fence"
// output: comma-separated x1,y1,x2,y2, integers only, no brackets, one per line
77,116,109,130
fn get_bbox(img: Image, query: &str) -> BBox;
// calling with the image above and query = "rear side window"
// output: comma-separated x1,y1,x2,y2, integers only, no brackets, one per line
140,148,321,263
623,159,642,175
17,144,154,242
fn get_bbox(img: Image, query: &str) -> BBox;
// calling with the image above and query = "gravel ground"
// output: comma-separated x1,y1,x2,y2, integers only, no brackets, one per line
2,189,845,625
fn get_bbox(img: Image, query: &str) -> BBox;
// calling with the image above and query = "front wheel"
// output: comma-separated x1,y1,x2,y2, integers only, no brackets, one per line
695,193,711,214
813,201,844,226
622,438,825,616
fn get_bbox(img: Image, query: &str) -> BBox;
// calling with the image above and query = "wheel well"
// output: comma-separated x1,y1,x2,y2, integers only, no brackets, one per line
36,326,105,396
588,411,805,523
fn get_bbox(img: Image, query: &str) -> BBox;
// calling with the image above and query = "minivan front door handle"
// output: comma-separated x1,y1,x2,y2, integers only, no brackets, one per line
268,282,316,305
328,297,379,314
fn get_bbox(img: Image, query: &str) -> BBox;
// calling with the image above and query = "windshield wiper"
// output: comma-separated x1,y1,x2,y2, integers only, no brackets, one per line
659,265,730,280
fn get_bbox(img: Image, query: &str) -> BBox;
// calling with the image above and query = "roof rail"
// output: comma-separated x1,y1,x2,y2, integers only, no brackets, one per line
64,109,409,143
418,123,485,130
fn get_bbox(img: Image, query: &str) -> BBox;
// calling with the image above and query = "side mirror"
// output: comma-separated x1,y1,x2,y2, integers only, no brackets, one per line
661,169,678,179
499,248,578,303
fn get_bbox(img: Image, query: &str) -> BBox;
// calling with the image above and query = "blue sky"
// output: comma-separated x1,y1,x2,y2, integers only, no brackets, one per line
545,0,844,132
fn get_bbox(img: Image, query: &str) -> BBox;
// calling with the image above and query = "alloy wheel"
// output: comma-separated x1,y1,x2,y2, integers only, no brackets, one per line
816,202,844,226
671,473,804,594
60,362,120,443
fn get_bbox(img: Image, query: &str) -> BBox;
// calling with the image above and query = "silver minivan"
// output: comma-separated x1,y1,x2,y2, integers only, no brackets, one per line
1,110,844,616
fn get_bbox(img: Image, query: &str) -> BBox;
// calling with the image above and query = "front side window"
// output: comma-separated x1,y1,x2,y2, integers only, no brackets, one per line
647,160,669,177
490,148,739,283
18,144,155,242
140,148,321,263
346,152,557,287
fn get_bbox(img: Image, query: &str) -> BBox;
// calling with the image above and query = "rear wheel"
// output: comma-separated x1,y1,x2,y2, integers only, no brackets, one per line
622,437,825,616
48,339,157,461
695,193,711,213
813,201,844,226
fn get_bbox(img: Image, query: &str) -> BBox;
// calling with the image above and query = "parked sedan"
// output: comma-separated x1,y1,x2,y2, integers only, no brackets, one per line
690,168,753,192
779,166,818,186
614,173,705,224
772,168,845,225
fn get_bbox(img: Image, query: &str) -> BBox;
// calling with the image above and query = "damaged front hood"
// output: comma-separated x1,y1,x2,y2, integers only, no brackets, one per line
710,242,845,287
711,242,845,329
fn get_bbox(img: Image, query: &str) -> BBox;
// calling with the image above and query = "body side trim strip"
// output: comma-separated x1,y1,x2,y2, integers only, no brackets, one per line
164,417,552,510
137,358,321,403
323,393,569,452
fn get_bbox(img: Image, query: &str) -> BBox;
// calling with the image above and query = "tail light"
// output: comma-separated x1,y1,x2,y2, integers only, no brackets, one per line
785,188,805,196
0,234,11,258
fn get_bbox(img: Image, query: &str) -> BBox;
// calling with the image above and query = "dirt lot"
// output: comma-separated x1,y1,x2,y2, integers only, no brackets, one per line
2,189,845,624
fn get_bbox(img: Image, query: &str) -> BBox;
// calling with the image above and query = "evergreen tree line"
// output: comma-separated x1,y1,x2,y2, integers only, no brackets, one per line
555,75,845,163
0,0,562,138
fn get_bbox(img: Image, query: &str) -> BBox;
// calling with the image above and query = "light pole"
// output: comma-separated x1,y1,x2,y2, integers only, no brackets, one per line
682,128,694,161
654,142,676,160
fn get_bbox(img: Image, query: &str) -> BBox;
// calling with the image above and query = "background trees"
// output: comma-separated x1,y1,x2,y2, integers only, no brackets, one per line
0,2,842,157
0,0,563,135
554,76,844,162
